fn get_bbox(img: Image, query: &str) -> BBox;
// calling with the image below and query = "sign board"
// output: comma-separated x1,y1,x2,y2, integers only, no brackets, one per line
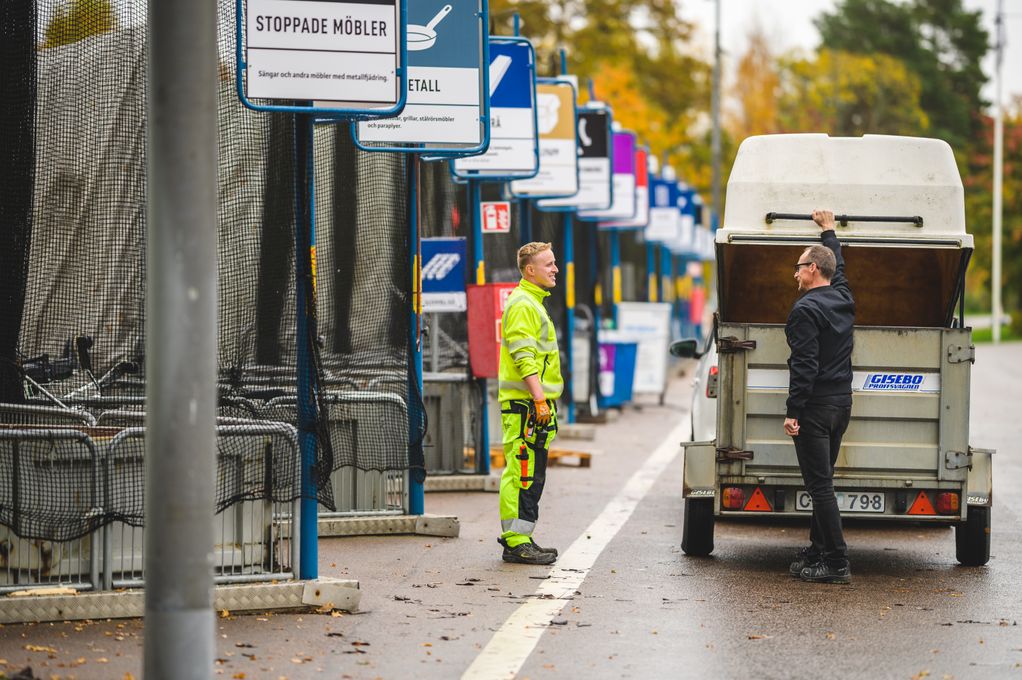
578,131,637,221
509,79,579,198
421,237,467,311
601,147,650,229
452,37,538,179
646,177,679,242
536,107,613,211
354,0,487,152
667,185,697,256
481,201,511,233
239,0,405,115
616,302,673,396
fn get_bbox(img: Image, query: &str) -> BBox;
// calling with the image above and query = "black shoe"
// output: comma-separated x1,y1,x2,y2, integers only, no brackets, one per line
799,561,851,584
529,539,558,558
499,538,556,565
789,546,821,577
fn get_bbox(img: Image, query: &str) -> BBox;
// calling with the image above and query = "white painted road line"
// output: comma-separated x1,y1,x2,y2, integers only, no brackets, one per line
461,421,688,680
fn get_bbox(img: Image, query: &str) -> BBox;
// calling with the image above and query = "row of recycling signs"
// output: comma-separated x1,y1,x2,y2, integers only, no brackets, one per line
238,0,713,256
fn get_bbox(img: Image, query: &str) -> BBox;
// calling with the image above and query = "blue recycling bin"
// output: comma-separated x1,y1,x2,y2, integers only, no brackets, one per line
597,339,638,408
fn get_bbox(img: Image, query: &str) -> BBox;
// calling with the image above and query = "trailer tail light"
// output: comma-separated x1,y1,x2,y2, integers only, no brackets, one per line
722,486,745,510
706,365,719,398
907,491,936,515
936,492,960,515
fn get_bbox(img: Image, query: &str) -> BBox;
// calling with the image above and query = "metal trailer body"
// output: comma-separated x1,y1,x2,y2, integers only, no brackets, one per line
680,134,993,566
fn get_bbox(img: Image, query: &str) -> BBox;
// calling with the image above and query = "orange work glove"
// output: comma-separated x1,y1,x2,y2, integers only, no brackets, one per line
532,399,552,428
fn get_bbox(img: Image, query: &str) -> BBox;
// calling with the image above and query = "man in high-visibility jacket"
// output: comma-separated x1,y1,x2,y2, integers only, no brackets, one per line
497,241,564,565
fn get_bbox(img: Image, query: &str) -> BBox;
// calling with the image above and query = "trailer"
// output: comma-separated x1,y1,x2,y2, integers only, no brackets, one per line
676,134,993,566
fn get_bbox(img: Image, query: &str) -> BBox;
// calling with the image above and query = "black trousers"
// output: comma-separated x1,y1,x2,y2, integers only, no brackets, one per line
792,404,852,565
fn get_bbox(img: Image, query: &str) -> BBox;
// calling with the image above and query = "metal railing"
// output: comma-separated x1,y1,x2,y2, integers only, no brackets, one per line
0,422,300,592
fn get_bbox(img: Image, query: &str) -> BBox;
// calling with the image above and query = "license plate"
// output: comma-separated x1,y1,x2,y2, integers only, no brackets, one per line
796,491,885,513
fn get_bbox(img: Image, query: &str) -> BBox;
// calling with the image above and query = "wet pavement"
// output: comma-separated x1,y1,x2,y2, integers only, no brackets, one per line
1,343,1020,679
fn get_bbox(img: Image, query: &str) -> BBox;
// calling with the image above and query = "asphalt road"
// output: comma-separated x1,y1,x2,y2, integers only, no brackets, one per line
1,342,1020,679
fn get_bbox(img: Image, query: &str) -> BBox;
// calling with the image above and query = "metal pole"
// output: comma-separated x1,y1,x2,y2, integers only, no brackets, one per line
469,179,490,475
610,230,621,325
647,243,658,302
295,115,318,578
710,0,722,226
563,212,576,424
992,0,1004,343
409,156,425,512
144,0,217,675
520,199,533,244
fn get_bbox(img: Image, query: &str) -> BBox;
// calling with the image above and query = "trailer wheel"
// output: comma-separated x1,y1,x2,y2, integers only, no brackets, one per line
955,505,991,566
682,497,714,556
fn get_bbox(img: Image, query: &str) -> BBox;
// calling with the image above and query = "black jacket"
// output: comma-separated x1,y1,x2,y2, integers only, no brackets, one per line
785,230,855,419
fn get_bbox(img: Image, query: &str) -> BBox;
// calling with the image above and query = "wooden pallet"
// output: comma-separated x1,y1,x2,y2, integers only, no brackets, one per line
487,445,593,469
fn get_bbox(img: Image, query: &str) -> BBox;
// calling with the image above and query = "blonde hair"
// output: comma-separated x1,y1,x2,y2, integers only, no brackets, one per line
517,241,552,274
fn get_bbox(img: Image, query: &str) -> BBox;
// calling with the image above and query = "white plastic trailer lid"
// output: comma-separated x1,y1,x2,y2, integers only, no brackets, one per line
722,134,972,248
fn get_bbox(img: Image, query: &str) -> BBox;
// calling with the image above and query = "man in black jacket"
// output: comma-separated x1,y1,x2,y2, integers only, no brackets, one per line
784,209,855,584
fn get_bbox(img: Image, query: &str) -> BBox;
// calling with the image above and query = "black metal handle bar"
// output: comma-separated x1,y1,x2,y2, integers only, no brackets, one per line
764,212,923,227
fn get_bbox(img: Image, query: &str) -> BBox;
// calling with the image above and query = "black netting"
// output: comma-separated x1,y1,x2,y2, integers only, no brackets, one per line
0,0,423,542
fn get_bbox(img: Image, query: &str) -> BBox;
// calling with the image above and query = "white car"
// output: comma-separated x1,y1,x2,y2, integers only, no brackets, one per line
672,335,718,442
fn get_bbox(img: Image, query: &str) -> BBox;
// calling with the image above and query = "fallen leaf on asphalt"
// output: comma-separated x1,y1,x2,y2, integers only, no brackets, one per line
235,643,255,649
351,641,370,647
24,645,57,653
220,609,231,618
748,635,773,640
549,619,568,626
233,674,247,679
97,657,110,663
422,643,432,647
316,603,335,613
825,633,836,640
911,671,930,680
331,611,343,618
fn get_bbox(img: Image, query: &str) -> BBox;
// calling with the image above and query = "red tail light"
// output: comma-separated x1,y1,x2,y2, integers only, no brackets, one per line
936,492,960,515
706,365,719,398
722,486,745,510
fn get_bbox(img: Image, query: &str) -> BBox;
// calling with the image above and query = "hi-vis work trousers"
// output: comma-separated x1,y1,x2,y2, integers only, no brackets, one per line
499,399,558,548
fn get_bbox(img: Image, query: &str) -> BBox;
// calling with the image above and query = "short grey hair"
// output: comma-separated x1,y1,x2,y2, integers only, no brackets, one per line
802,245,836,280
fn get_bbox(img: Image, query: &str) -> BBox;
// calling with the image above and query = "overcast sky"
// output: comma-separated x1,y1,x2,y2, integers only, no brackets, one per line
679,0,1022,108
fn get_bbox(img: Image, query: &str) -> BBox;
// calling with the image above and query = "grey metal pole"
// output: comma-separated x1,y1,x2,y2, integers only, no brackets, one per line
992,0,1004,343
144,0,218,676
711,0,722,227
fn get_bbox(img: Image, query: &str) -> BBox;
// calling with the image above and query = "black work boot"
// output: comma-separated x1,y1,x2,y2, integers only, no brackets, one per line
789,546,821,577
799,561,851,584
498,538,556,565
529,539,558,557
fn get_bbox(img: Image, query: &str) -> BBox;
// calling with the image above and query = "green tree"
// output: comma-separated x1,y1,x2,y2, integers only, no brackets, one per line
776,49,930,136
41,0,117,49
815,0,988,148
964,97,1022,331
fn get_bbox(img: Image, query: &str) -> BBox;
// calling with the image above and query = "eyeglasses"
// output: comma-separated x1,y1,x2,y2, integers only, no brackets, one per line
793,262,814,273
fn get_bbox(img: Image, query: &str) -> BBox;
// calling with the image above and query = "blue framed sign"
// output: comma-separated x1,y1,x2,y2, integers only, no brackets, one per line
237,0,407,117
601,145,650,230
353,0,489,154
421,237,467,311
536,105,613,212
452,37,539,180
509,78,579,199
579,130,637,221
645,176,680,243
667,184,698,256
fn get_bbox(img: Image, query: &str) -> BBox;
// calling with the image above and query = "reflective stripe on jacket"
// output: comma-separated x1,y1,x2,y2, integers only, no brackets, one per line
498,279,563,402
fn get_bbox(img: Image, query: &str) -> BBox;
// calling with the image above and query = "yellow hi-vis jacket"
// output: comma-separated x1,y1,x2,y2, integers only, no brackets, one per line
498,279,563,403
